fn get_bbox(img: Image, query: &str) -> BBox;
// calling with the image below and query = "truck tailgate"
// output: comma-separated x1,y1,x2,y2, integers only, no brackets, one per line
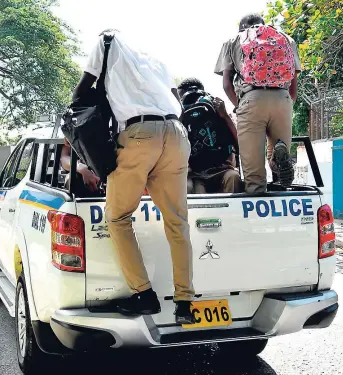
77,193,321,302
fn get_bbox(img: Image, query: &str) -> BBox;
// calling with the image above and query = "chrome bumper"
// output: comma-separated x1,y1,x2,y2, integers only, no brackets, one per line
51,290,338,350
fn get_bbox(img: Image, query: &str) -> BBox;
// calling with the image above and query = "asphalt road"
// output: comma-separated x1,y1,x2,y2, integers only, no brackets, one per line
1,267,342,375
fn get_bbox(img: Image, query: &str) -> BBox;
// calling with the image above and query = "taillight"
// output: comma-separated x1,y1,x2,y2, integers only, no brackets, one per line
48,211,85,272
318,204,336,259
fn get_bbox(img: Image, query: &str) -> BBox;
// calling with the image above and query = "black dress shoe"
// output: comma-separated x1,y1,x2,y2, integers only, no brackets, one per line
116,289,161,316
174,301,196,324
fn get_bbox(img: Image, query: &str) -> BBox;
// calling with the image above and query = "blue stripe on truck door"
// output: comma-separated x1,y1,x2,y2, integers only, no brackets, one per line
19,190,65,211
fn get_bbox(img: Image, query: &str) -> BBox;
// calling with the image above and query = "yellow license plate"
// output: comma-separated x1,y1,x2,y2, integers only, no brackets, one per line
183,299,232,329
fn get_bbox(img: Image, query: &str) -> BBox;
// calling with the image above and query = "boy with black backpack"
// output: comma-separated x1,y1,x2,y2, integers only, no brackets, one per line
72,30,195,324
214,14,301,193
178,78,242,194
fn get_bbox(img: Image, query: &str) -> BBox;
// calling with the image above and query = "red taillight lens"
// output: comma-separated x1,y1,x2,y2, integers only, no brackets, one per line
48,211,85,272
318,204,336,259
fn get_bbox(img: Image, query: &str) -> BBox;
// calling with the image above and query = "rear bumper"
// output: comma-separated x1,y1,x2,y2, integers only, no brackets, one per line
50,290,338,351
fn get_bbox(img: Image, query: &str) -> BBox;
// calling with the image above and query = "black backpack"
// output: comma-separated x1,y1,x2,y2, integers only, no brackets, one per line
61,33,118,182
182,91,236,172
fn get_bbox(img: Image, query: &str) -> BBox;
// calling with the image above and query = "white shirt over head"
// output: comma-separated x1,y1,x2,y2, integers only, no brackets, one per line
84,31,182,124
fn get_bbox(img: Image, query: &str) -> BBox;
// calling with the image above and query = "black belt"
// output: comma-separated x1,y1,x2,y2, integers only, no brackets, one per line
252,86,286,91
240,86,286,99
126,114,178,128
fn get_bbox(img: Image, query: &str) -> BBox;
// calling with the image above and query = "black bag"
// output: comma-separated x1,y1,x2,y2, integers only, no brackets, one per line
182,90,236,172
61,33,118,182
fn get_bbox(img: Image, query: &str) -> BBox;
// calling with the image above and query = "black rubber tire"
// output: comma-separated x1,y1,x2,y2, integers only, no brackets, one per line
15,273,46,375
242,339,268,356
218,339,268,357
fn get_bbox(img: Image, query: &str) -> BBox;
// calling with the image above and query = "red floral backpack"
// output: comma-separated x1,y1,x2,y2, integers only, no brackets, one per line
240,25,295,87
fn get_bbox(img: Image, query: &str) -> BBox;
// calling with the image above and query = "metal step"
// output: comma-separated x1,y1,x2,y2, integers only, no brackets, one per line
0,271,16,317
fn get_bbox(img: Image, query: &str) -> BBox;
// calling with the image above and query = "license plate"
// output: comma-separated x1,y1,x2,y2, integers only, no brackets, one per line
183,299,232,329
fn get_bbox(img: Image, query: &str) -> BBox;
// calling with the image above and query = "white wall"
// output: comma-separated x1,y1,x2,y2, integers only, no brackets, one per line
294,140,333,207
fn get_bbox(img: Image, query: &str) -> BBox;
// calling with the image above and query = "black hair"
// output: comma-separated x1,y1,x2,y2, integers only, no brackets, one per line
177,77,204,92
239,13,265,32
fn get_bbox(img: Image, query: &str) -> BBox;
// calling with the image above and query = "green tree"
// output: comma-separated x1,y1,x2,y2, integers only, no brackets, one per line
329,111,343,137
265,0,343,137
0,0,81,128
0,129,20,145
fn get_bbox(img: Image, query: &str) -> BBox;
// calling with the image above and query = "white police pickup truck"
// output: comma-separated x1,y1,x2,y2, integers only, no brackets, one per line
0,125,338,374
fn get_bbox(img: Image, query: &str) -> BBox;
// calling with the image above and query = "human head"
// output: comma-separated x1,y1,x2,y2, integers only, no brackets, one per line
239,13,265,32
177,77,205,100
99,28,118,36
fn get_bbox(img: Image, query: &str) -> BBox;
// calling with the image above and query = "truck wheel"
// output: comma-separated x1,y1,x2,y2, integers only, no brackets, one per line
219,339,268,357
241,339,268,356
15,274,45,375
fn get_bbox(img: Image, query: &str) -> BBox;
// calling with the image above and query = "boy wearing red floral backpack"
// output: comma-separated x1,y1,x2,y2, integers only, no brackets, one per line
214,13,301,193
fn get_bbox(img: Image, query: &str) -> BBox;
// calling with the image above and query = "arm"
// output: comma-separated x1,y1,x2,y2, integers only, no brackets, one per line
289,73,298,102
73,36,105,101
214,41,237,106
61,142,100,192
223,113,238,144
60,142,72,172
213,97,238,144
223,69,238,107
289,38,302,102
73,72,97,102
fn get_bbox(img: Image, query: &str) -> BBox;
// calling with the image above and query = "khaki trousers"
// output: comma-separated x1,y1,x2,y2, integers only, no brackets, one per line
188,169,242,194
236,89,293,193
106,119,194,301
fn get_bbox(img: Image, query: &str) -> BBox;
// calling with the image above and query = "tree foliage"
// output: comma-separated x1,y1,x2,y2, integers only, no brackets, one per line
0,0,81,128
265,0,343,137
0,129,20,145
329,111,343,137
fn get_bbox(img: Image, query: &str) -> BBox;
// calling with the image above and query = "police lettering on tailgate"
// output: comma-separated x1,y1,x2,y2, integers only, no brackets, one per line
242,199,314,218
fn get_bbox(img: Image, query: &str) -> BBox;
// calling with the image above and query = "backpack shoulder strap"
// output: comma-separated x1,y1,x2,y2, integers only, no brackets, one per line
97,32,114,93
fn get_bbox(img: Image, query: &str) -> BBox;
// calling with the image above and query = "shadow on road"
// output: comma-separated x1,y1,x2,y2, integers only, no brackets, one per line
37,343,278,375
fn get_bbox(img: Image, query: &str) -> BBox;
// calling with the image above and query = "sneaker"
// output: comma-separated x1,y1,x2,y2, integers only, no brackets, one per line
116,289,161,316
174,301,196,325
271,140,294,187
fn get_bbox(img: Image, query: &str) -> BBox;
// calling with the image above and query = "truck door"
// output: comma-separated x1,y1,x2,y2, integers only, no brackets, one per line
0,144,22,281
0,140,34,284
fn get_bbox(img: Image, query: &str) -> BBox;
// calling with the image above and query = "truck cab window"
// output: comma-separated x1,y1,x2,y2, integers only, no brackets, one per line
0,141,34,189
0,146,21,188
15,142,34,184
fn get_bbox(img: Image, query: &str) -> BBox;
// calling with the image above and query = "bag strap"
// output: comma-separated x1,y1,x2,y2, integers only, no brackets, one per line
96,32,118,134
96,32,114,95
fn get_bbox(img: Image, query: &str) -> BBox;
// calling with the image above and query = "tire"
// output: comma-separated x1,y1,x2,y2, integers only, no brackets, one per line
241,339,268,356
15,273,46,375
218,339,268,357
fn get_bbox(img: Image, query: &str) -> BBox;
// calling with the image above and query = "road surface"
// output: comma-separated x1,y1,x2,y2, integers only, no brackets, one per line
1,267,342,375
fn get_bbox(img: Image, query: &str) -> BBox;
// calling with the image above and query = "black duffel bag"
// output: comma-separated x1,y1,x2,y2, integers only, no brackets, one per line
61,33,118,182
